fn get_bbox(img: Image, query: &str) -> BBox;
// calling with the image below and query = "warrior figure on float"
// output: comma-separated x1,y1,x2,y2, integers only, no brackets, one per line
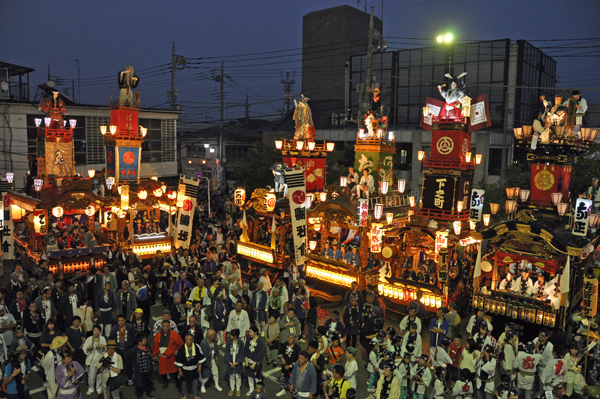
38,89,67,129
293,95,316,141
118,65,139,106
438,72,468,117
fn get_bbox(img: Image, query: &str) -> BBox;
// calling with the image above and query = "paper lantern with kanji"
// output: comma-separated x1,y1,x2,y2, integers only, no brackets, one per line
234,188,246,207
52,207,64,218
265,193,276,212
34,210,48,236
370,223,383,253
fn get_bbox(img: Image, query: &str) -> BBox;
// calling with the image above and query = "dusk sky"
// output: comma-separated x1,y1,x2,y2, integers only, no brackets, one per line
2,0,599,123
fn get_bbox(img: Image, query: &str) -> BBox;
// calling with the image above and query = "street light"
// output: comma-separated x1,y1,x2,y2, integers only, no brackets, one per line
437,33,453,43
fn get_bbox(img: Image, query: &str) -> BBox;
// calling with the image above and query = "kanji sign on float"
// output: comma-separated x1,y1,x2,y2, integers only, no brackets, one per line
583,276,598,318
285,169,308,268
357,199,368,227
470,189,485,222
435,231,448,262
573,198,592,236
370,223,383,253
173,175,200,249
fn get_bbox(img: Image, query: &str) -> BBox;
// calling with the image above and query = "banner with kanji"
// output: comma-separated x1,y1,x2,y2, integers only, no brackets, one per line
285,169,308,267
173,176,199,250
470,189,485,222
357,199,368,227
583,276,598,318
370,223,383,253
45,142,74,177
573,198,592,237
34,209,48,236
282,157,325,192
117,146,141,181
105,145,116,178
101,207,117,231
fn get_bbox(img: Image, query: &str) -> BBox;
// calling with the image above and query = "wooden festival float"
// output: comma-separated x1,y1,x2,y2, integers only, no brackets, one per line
473,124,600,330
6,68,176,276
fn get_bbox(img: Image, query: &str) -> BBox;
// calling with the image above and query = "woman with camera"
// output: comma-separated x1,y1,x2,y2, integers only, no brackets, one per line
4,345,31,399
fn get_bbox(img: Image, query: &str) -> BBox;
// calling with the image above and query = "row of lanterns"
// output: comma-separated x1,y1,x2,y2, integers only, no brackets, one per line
306,266,354,287
339,178,408,196
418,150,483,164
514,125,599,142
357,129,395,142
100,125,148,137
133,242,172,257
274,140,335,152
378,282,444,308
35,118,77,129
237,243,274,263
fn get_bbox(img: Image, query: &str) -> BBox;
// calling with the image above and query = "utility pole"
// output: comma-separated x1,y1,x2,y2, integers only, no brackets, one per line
219,60,224,163
75,59,80,103
358,7,375,129
281,70,295,113
168,42,186,110
245,95,249,129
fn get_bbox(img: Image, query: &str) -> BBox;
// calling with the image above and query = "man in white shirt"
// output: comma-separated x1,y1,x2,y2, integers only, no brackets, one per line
226,301,250,342
259,269,272,294
564,90,588,137
356,168,375,199
98,340,123,399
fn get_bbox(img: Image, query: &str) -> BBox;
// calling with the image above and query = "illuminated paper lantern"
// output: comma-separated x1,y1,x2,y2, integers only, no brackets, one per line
87,169,95,178
386,212,393,225
153,187,163,197
265,193,276,212
483,214,491,226
380,180,389,195
34,178,43,192
453,221,462,236
138,189,148,200
6,172,14,184
234,188,246,207
456,200,464,212
374,203,383,220
69,119,77,129
307,141,316,151
33,210,48,236
326,142,335,152
105,177,115,190
340,177,347,187
275,140,283,150
121,185,130,210
475,154,483,165
85,206,95,216
52,207,64,218
168,190,177,200
397,179,406,194
309,240,317,251
35,118,42,127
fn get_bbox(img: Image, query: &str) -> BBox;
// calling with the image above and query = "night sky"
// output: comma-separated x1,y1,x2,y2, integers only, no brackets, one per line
2,0,599,123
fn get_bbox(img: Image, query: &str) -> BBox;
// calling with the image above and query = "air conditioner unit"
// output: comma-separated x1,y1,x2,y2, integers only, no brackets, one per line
0,68,9,100
331,114,339,126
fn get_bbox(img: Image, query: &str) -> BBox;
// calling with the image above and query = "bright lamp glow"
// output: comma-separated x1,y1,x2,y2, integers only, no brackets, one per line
44,117,51,127
85,206,95,216
69,119,77,129
418,151,425,161
326,142,335,152
374,203,384,220
483,214,491,227
100,126,107,135
138,189,148,200
34,178,43,192
204,143,210,149
6,172,14,184
210,148,215,153
319,192,327,202
444,33,453,42
408,196,415,208
437,36,443,43
296,141,304,151
161,183,167,193
340,177,348,187
307,141,316,151
140,126,147,137
386,212,393,225
35,118,42,127
470,220,477,230
520,190,531,203
154,187,162,197
475,154,482,165
551,192,563,206
505,200,517,214
118,186,123,195
465,152,472,163
453,221,462,236
52,207,64,218
397,179,406,194
109,125,117,135
106,177,115,190
457,200,464,212
309,240,317,251
275,140,283,150
381,180,389,195
87,170,95,178
557,202,568,216
490,203,500,215
506,187,516,199
422,106,429,117
305,194,313,208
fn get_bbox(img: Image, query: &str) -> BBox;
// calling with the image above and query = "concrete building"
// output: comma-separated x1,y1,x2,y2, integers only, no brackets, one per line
0,61,180,189
302,5,382,106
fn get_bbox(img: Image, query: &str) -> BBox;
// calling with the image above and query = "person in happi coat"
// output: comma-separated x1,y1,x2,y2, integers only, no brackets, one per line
343,295,362,348
136,278,150,317
225,328,245,396
276,333,301,397
200,329,223,393
109,314,135,385
182,314,204,347
152,319,184,389
82,325,106,395
175,333,205,399
131,309,150,337
95,281,116,337
376,360,400,399
410,354,431,399
473,344,496,399
250,282,267,333
115,280,137,321
56,350,85,399
214,291,228,346
42,335,68,399
244,325,265,396
125,333,155,399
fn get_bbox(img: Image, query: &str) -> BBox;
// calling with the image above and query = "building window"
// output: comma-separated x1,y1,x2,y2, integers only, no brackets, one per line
162,119,176,162
396,143,412,171
139,119,162,163
86,116,109,164
488,148,503,175
226,146,250,163
187,145,206,158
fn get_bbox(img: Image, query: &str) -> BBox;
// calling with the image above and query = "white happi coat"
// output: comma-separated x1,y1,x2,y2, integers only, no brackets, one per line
513,351,541,390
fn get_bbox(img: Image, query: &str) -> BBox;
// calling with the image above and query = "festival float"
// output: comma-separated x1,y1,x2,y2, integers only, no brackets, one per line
5,66,177,276
473,117,600,330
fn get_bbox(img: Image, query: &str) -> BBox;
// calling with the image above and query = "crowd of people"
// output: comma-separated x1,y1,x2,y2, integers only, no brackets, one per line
0,186,596,399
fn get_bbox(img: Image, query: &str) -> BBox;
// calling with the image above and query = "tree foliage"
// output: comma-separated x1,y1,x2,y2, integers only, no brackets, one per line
571,143,600,199
482,164,530,217
231,141,281,193
325,145,356,187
